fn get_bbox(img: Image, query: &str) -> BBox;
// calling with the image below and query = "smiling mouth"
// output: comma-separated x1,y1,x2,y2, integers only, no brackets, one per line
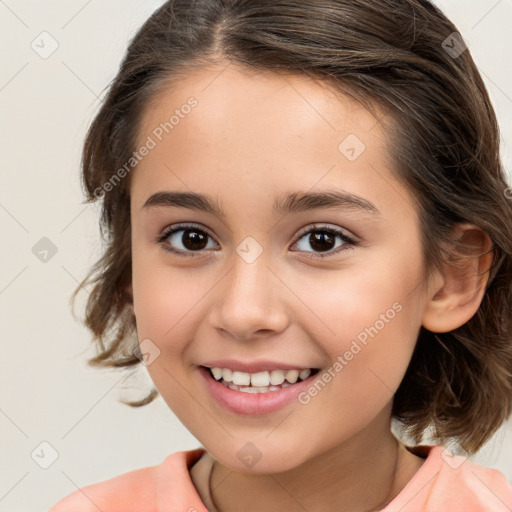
202,365,320,393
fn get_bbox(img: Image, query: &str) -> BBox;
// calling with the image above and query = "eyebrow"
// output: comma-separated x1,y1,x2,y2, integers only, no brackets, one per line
142,190,380,218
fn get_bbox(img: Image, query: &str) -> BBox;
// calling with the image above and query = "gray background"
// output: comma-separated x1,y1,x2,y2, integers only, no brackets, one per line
0,1,511,511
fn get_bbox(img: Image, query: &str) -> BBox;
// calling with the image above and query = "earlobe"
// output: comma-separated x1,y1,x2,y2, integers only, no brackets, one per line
422,224,494,333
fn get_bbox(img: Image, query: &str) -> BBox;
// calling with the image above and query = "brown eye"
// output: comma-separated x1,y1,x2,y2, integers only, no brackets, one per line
292,225,358,258
308,232,336,252
180,229,208,250
158,224,218,256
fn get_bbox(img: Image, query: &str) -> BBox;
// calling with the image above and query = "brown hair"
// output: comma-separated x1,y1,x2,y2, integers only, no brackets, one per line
72,0,512,454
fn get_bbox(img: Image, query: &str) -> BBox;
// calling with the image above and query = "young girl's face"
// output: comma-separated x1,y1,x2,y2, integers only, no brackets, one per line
130,63,433,472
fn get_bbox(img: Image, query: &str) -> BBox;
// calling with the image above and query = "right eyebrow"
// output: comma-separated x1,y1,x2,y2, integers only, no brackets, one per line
142,191,226,219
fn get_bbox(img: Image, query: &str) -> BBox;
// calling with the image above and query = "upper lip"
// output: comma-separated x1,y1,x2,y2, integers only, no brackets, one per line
200,359,318,373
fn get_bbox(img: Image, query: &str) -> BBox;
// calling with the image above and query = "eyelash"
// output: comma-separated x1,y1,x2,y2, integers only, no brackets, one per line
155,223,359,259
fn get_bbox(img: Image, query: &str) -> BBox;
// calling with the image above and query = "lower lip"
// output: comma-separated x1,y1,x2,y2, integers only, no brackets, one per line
198,366,318,416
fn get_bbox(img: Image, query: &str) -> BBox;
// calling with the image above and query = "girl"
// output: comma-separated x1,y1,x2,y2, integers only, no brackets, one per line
50,0,512,510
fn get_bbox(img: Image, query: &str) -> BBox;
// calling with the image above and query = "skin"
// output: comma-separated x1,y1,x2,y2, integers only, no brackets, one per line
128,62,493,512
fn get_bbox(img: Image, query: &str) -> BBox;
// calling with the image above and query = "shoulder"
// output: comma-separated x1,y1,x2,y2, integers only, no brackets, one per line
48,448,207,512
48,464,158,512
426,445,512,511
387,445,512,511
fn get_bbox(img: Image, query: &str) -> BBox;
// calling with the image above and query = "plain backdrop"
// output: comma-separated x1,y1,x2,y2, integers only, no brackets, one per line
1,1,511,511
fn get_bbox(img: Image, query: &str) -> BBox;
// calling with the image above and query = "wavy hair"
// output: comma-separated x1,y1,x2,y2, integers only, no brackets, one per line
71,0,512,454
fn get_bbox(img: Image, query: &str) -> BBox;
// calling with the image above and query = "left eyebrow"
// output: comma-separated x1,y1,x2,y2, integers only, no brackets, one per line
273,190,380,216
142,189,381,218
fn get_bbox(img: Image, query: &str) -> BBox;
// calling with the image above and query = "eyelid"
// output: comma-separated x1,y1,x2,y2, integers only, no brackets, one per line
293,223,357,244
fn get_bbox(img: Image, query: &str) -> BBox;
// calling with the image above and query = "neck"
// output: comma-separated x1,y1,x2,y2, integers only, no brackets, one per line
209,410,417,512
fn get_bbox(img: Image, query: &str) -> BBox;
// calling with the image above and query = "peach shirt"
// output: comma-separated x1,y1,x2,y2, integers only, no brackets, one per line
49,445,512,511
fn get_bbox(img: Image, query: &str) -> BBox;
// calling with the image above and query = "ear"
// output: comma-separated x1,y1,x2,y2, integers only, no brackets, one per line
422,224,494,333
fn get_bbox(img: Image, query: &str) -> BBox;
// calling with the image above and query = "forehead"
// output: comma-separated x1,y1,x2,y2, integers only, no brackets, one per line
131,63,414,224
137,63,382,154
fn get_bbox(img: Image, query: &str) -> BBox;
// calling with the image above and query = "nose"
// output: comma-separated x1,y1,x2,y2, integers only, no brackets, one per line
209,249,290,341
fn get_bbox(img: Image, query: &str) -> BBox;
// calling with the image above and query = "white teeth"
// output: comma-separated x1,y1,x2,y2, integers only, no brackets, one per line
299,369,311,380
241,387,259,393
226,382,292,393
208,366,315,389
285,369,299,384
232,371,251,386
211,368,223,380
250,371,270,387
222,368,233,382
269,370,286,385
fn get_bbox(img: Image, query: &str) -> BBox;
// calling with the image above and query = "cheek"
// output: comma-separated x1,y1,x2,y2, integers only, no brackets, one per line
328,305,420,407
286,274,422,461
296,258,420,341
292,253,424,399
131,250,222,374
131,254,206,413
133,260,201,344
132,233,188,335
